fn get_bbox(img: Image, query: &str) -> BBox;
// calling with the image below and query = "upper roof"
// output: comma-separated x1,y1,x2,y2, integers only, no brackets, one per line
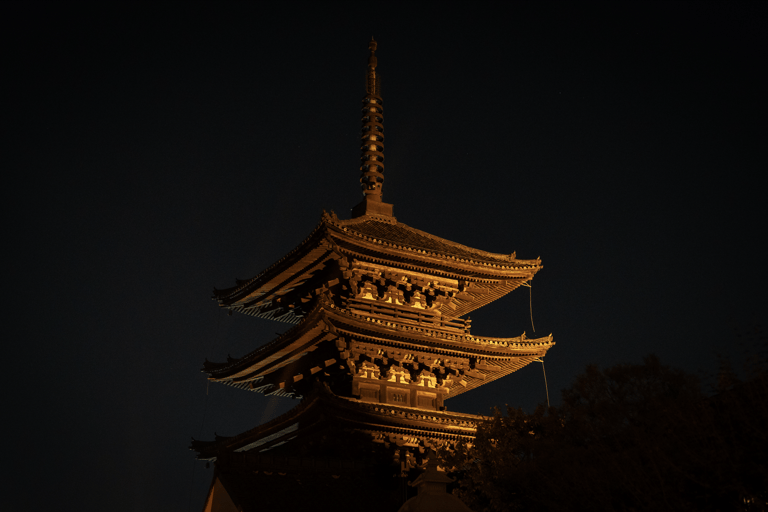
332,214,530,264
213,211,542,322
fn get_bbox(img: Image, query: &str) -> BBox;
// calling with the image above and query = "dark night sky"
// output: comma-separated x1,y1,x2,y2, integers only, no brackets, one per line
5,2,766,510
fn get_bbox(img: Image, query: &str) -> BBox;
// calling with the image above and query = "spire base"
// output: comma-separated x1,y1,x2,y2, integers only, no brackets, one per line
351,197,394,219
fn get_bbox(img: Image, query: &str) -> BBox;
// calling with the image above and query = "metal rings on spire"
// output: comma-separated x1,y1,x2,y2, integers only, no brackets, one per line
360,39,385,200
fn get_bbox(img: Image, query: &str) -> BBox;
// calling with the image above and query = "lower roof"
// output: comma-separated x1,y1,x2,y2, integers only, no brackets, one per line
191,382,482,461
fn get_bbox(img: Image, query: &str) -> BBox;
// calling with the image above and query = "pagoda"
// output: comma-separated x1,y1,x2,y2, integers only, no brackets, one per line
193,40,554,512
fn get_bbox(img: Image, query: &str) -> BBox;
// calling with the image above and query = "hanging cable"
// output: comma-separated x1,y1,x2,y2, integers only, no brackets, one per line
534,358,550,408
521,281,535,333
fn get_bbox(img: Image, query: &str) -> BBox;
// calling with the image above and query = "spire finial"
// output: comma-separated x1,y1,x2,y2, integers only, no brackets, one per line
360,40,384,196
352,39,393,218
366,38,379,96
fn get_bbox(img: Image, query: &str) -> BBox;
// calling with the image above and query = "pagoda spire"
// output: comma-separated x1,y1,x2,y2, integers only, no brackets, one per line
352,38,394,218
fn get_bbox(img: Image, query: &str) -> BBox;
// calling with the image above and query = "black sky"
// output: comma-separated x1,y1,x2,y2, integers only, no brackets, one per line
5,2,766,511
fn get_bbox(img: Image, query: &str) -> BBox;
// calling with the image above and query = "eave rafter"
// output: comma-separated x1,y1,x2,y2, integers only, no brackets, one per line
213,220,327,302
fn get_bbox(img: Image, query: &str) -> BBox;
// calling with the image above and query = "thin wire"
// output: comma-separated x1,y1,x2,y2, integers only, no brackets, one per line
521,282,535,333
535,358,550,408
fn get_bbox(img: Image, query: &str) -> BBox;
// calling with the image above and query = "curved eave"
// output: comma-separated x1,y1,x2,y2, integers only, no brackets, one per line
204,300,554,383
327,304,555,356
449,354,548,398
326,227,542,280
328,212,536,267
191,387,325,459
331,236,540,281
212,219,332,307
328,242,539,318
202,302,331,380
210,212,544,322
327,307,554,398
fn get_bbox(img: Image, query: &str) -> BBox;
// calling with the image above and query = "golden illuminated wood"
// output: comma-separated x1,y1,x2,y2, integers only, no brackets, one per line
193,39,555,511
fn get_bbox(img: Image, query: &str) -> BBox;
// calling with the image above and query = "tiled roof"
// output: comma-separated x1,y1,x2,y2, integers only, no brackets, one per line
332,214,532,265
191,383,482,458
212,212,541,315
201,300,554,391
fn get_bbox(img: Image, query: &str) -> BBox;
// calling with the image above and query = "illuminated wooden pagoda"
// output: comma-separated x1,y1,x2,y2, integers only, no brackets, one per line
193,40,554,512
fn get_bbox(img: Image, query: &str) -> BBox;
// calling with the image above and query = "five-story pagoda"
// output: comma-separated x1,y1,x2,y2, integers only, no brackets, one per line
193,40,554,512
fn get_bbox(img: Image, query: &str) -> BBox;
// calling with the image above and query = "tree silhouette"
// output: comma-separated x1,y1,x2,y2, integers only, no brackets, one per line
443,346,768,511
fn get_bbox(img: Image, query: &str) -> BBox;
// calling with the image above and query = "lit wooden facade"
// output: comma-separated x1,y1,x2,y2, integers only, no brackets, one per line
193,40,554,512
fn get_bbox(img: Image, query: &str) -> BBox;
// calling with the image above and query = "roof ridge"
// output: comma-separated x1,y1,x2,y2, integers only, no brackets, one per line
332,305,554,350
213,215,328,300
330,215,539,264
